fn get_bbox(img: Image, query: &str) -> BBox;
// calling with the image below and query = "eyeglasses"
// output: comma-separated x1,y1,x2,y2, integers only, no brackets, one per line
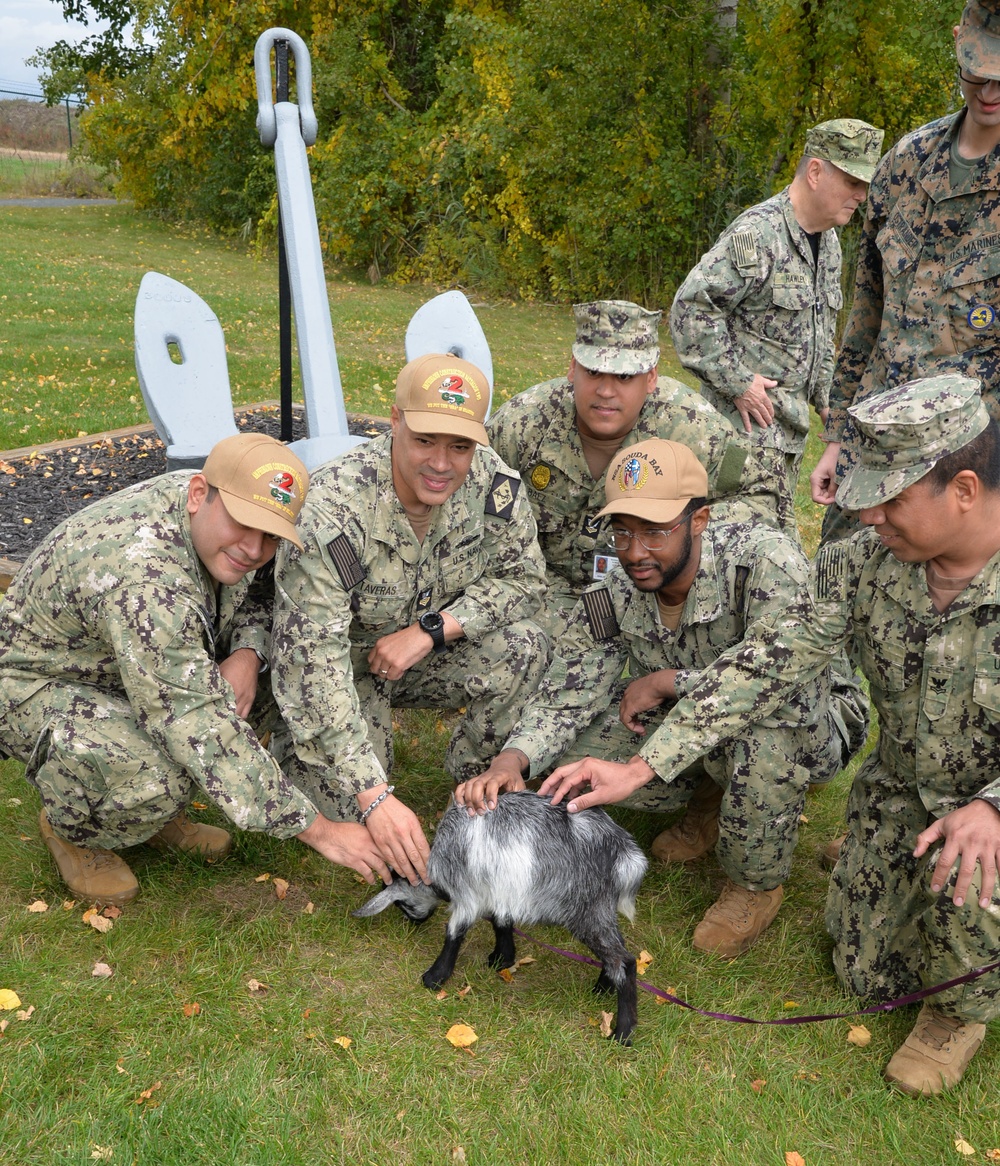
958,67,1000,88
609,517,690,552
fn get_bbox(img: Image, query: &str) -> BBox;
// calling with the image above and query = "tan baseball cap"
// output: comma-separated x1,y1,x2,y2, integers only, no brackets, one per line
957,0,1000,81
202,433,309,550
395,353,490,445
597,438,709,525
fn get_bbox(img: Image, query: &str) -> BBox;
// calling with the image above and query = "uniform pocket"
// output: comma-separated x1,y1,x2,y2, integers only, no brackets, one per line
944,248,1000,355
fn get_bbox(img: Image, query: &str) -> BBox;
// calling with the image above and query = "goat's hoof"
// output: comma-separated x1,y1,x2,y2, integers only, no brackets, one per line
421,971,448,990
612,1025,635,1047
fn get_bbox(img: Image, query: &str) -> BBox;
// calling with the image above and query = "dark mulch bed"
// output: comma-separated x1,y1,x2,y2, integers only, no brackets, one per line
0,405,389,561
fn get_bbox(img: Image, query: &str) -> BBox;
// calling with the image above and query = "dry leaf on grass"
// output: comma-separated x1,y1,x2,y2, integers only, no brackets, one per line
247,979,269,995
102,905,122,920
636,950,654,974
515,957,536,968
303,902,315,914
452,1149,467,1164
985,1150,1000,1161
16,1005,35,1021
846,1024,872,1047
750,1078,766,1093
92,962,113,979
783,1000,799,1009
457,984,473,999
26,900,48,913
190,801,208,811
90,1146,114,1161
133,1080,162,1105
62,900,76,910
254,872,271,883
182,1002,200,1017
785,1153,806,1166
599,1011,614,1038
436,989,448,1001
0,990,23,1011
333,1036,352,1050
82,908,113,934
498,967,515,983
273,877,290,901
445,1023,478,1048
955,1140,976,1157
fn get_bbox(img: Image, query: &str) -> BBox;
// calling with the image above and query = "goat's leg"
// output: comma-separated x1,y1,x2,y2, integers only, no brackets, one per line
422,923,470,989
487,918,516,970
580,925,639,1046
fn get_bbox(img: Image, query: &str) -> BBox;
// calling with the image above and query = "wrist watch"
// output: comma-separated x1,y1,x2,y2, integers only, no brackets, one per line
418,610,447,653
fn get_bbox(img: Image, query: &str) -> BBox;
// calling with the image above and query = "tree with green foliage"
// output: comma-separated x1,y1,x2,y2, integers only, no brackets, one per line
32,0,961,302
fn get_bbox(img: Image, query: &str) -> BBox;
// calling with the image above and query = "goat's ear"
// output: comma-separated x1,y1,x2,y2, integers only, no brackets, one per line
352,880,410,918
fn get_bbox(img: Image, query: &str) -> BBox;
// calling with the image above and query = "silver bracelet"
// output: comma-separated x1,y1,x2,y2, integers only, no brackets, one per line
360,784,395,824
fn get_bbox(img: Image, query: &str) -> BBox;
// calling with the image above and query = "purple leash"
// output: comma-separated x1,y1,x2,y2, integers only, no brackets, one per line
512,928,1000,1025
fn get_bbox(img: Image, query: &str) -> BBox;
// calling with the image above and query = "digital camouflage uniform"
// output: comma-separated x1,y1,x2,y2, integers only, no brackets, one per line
487,376,788,640
0,475,316,849
633,519,1000,1022
271,434,548,820
504,520,847,892
822,110,1000,543
670,186,842,498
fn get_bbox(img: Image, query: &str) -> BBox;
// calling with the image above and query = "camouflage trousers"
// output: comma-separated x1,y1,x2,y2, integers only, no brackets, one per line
558,678,844,890
0,685,195,849
277,620,549,822
826,756,1000,1023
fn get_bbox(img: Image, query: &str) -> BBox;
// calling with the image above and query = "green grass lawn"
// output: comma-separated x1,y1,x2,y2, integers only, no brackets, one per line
2,206,999,1164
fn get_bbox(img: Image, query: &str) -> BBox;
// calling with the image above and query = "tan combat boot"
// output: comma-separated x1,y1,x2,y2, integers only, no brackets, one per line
692,879,784,958
39,810,139,907
884,1004,986,1096
147,812,232,860
650,779,724,863
820,834,846,870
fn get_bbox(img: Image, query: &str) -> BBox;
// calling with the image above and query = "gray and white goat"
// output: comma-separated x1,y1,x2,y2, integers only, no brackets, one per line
353,790,648,1044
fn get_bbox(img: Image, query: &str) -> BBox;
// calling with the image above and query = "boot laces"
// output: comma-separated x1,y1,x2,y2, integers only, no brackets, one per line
915,1011,965,1051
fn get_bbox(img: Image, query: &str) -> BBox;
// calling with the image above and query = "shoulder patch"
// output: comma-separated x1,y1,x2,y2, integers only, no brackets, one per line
814,543,849,603
729,230,759,270
326,533,366,591
582,587,620,641
733,564,750,621
485,472,520,521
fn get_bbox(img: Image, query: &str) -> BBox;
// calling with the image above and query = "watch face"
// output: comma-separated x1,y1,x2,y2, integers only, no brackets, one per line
420,612,444,632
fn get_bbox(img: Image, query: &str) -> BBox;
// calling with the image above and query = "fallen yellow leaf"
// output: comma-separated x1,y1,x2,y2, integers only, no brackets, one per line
783,1000,799,1009
82,908,113,934
498,967,515,983
133,1080,162,1104
985,1150,1000,1162
90,1146,114,1161
435,989,448,1001
452,1149,467,1165
636,949,654,974
254,872,271,883
303,902,315,914
102,905,122,920
247,979,268,994
785,1153,806,1166
515,956,536,968
333,1036,352,1049
445,1023,478,1048
457,984,473,999
273,877,290,900
190,802,208,811
0,990,23,1010
846,1024,872,1047
599,1011,614,1038
26,900,48,913
62,900,76,911
955,1140,976,1157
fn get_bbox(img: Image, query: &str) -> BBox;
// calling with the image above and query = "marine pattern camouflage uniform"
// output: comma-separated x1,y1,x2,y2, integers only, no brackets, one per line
504,520,846,891
271,434,548,821
633,527,1000,1022
822,111,1000,543
487,375,789,642
670,186,843,500
0,474,316,849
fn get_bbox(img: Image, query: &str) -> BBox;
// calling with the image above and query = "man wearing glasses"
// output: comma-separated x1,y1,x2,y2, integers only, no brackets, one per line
487,300,788,646
811,0,1000,544
457,439,849,958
